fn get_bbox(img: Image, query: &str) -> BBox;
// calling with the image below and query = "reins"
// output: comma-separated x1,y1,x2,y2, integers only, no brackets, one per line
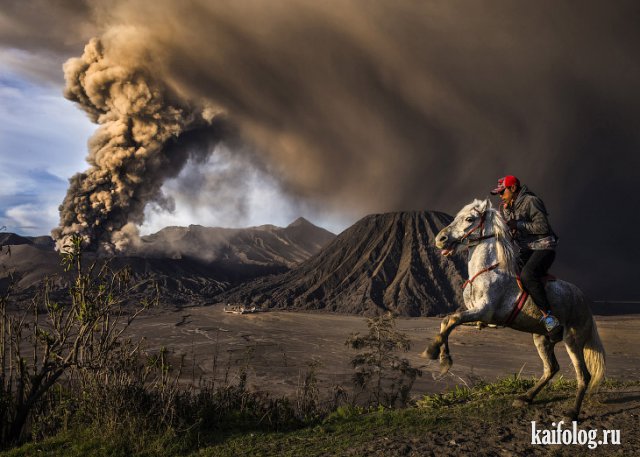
462,263,500,289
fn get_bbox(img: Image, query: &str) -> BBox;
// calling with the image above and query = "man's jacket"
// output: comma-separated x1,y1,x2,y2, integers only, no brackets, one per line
500,185,558,250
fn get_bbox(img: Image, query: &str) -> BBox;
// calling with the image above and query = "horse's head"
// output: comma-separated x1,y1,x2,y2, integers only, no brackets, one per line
435,198,491,257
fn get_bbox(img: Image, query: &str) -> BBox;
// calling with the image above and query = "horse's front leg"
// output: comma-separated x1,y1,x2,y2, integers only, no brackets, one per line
421,313,458,373
421,308,486,373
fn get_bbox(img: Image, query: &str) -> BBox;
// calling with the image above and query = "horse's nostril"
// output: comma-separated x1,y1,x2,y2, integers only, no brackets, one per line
437,234,448,244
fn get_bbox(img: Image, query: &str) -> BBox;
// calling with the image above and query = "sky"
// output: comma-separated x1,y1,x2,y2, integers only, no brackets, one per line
0,55,90,234
1,0,639,299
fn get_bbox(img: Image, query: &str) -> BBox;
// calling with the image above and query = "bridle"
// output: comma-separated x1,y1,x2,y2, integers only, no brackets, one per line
458,210,500,290
459,211,496,246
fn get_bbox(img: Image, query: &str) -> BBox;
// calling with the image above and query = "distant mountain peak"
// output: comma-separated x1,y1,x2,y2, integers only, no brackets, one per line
287,217,312,228
0,233,33,247
136,218,336,267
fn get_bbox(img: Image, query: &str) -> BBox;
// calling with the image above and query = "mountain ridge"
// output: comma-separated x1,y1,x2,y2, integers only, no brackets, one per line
0,218,336,305
135,218,335,267
219,211,467,316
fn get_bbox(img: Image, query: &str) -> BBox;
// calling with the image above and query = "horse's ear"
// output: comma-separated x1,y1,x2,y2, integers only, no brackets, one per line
484,198,493,210
478,199,490,212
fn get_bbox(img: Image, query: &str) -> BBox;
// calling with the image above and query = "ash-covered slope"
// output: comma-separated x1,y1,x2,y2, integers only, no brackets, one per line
0,233,33,247
220,211,467,316
135,217,335,267
0,242,269,305
0,218,335,306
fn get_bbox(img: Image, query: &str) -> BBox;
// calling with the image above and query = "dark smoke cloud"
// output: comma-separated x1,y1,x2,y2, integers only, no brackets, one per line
50,38,229,252
2,0,640,298
0,0,96,85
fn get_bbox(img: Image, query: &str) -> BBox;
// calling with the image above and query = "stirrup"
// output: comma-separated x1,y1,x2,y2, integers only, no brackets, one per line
540,314,560,333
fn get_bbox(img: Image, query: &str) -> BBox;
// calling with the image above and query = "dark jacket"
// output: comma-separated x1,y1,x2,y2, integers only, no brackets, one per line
500,185,558,250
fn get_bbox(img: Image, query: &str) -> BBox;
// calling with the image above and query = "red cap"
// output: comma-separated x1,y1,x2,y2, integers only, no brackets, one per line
490,175,520,195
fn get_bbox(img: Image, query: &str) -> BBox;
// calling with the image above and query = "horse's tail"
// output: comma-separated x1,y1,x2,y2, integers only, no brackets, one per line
584,316,606,393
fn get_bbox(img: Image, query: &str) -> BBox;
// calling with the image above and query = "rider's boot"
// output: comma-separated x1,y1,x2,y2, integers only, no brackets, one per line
524,273,563,341
541,312,563,342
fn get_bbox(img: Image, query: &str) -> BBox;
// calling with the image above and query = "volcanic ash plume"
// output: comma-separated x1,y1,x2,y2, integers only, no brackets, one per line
52,38,223,253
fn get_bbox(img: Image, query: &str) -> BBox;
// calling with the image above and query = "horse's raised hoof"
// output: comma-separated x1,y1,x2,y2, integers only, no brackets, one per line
439,354,452,374
512,396,532,408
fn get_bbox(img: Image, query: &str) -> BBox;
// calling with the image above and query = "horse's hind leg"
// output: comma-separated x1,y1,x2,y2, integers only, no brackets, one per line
513,333,559,407
564,337,591,422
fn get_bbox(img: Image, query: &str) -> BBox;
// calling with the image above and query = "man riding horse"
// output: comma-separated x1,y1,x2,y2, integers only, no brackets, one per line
490,175,561,338
430,193,604,421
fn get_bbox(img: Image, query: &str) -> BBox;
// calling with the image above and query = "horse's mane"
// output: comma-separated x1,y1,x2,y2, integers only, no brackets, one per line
484,202,518,277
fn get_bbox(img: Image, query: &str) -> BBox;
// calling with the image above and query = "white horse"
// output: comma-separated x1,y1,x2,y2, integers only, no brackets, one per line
424,198,605,421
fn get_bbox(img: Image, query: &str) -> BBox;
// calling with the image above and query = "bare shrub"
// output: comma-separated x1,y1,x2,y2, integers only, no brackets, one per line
346,313,422,408
0,235,154,446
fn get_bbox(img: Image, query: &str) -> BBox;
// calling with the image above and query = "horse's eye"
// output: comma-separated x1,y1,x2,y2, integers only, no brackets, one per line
465,217,475,222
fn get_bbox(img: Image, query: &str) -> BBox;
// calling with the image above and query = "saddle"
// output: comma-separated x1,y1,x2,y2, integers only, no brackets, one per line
505,274,556,326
